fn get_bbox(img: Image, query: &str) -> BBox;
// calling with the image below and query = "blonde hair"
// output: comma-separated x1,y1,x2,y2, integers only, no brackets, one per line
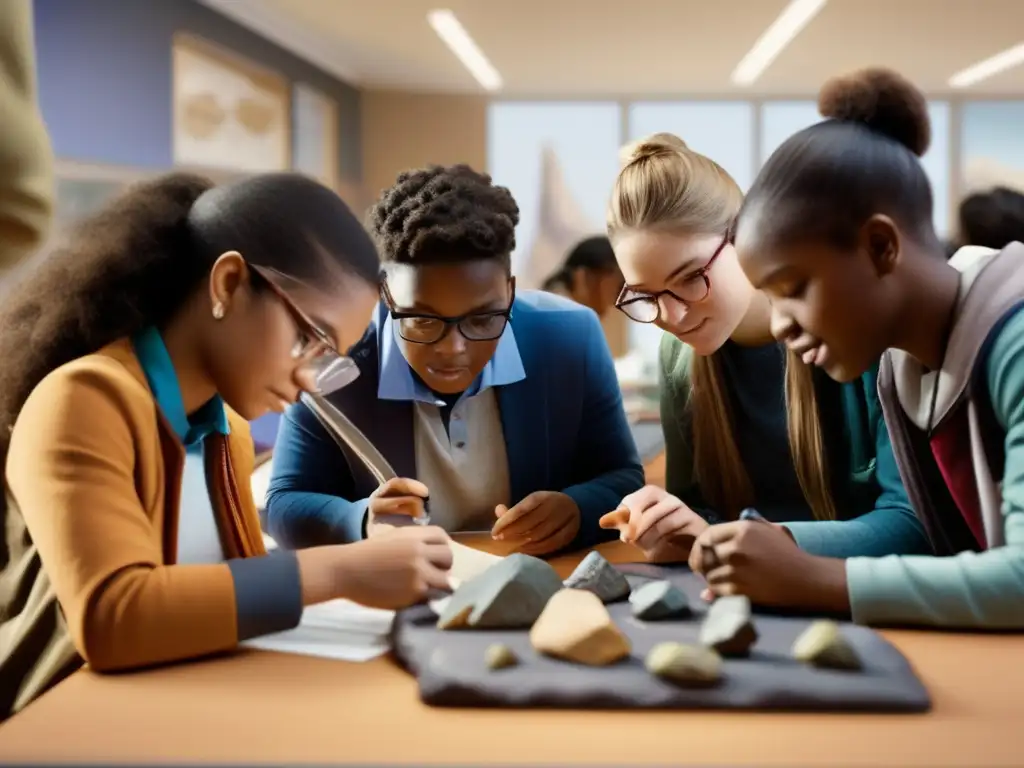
609,132,837,521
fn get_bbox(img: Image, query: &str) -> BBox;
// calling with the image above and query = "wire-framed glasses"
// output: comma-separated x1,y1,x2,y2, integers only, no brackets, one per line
250,264,360,395
615,230,732,324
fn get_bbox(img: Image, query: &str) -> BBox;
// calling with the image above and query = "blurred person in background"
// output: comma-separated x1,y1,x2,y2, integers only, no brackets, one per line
0,0,54,280
957,186,1024,250
542,235,623,317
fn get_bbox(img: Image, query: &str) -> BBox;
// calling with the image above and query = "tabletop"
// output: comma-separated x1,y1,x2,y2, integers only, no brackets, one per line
0,538,1020,767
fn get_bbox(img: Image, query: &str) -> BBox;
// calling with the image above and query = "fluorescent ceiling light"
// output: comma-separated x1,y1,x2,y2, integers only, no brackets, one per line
949,42,1024,88
427,9,502,92
731,0,829,86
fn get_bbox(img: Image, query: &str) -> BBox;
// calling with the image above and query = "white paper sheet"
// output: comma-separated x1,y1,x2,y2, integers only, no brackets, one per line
242,599,395,662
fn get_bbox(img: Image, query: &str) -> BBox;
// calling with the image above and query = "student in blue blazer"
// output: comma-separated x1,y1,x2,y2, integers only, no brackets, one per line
266,164,644,556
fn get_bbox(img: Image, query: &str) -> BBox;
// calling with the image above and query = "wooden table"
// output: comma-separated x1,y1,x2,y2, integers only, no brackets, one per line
0,539,1020,767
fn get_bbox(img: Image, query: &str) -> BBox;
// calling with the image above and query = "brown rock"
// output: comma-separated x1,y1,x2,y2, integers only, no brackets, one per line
529,588,631,666
699,595,758,657
484,643,519,670
792,620,863,671
645,642,722,686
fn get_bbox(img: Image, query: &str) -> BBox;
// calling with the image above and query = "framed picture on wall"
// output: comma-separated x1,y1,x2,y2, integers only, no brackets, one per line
172,34,291,174
293,83,339,189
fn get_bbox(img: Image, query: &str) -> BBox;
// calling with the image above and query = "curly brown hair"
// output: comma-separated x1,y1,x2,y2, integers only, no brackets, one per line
367,164,519,269
0,171,379,566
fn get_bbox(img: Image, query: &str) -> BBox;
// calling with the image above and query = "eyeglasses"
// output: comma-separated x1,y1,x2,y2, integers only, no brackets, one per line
250,264,360,395
615,230,732,324
379,278,514,345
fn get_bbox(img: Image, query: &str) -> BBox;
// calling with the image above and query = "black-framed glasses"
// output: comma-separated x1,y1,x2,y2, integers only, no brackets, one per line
380,278,514,345
615,230,732,324
250,264,360,395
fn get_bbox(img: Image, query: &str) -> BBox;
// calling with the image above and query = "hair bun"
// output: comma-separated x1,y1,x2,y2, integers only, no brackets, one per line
620,132,689,166
817,68,930,157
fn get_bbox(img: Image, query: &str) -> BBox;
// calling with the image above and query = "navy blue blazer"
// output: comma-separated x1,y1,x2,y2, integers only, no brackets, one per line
265,290,644,550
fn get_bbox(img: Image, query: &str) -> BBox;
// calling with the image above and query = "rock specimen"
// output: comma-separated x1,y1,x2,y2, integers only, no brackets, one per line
792,620,863,671
645,642,722,686
699,595,758,657
437,553,563,630
529,588,631,666
484,643,519,670
563,551,632,603
629,580,691,620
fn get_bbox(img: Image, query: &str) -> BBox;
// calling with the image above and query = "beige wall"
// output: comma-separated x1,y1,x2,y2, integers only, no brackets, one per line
360,90,488,209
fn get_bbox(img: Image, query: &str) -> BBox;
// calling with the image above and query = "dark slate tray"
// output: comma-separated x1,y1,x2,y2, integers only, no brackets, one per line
391,563,931,712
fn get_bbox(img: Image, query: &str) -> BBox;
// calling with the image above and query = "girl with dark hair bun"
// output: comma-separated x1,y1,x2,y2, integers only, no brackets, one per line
0,172,454,719
704,67,1024,630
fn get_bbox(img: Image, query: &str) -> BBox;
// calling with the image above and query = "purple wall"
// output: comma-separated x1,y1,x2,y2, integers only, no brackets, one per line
33,0,361,176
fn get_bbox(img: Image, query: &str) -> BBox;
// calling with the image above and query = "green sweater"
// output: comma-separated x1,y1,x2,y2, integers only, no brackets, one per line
659,334,930,558
846,307,1024,628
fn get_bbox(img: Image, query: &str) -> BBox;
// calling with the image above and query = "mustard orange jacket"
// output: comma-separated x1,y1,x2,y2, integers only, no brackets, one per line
0,338,298,718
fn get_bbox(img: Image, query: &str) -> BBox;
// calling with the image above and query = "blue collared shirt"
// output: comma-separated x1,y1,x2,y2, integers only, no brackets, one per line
132,326,230,447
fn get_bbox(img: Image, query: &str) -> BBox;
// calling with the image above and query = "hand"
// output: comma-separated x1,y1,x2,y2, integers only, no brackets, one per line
599,485,709,563
332,525,454,610
491,491,581,556
367,477,429,537
689,520,849,611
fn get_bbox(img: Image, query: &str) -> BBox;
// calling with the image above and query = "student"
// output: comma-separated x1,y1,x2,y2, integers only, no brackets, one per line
266,164,643,556
0,172,454,719
0,0,53,278
957,186,1024,251
542,235,623,317
601,133,928,567
704,67,1024,628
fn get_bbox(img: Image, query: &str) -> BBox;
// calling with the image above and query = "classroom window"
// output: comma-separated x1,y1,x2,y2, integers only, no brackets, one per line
487,102,622,281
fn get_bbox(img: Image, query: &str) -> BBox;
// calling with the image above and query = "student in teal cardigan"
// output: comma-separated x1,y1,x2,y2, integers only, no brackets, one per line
723,68,1024,629
600,132,930,575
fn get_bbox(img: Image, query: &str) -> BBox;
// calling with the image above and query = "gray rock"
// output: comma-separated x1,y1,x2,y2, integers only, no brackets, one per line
646,642,722,686
792,620,863,671
699,595,758,657
437,553,563,630
484,643,519,670
629,580,691,620
563,551,631,603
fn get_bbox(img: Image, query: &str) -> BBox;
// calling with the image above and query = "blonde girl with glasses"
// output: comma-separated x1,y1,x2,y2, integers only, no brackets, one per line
601,134,930,608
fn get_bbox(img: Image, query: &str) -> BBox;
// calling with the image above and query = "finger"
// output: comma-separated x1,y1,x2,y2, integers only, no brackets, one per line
632,497,686,541
695,521,743,549
425,541,455,570
421,565,454,592
494,503,509,519
372,496,427,518
700,587,714,602
375,477,430,499
599,507,629,530
620,485,668,513
492,493,550,538
519,507,575,545
704,563,736,586
416,525,452,546
518,518,576,556
688,536,705,573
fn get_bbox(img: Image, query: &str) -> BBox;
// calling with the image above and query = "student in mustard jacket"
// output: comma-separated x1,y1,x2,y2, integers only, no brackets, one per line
0,172,453,720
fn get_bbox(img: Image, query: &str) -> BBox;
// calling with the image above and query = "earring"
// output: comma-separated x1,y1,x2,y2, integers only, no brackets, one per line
212,302,225,320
